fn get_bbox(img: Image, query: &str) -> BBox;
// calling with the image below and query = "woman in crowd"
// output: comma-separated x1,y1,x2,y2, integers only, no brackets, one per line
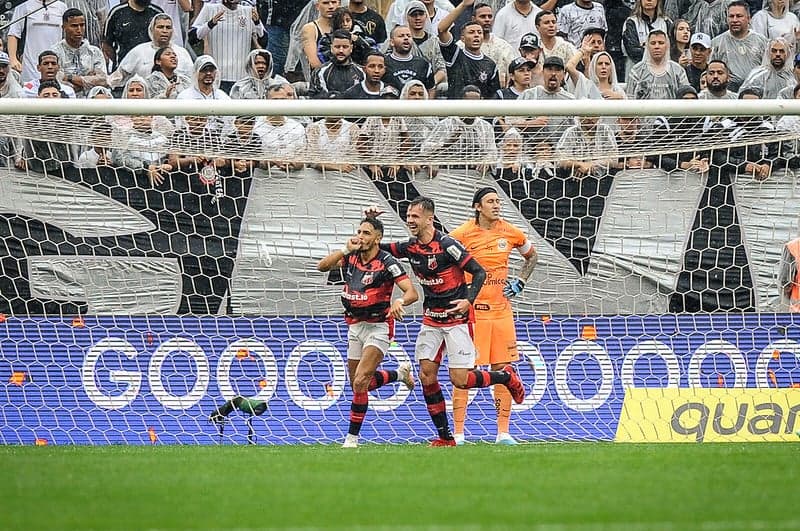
567,48,626,99
146,47,192,100
622,0,673,75
752,0,800,52
670,19,692,64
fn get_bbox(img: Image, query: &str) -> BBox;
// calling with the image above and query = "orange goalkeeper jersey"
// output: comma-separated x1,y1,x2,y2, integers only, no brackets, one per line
450,219,533,319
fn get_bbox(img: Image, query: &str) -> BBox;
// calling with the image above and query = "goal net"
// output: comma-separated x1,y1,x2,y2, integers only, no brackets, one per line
1,98,800,445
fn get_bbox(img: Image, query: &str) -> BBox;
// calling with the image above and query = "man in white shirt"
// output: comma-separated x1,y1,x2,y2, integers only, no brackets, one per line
557,0,607,48
22,50,77,97
536,9,577,64
7,0,68,83
493,0,541,53
190,0,265,93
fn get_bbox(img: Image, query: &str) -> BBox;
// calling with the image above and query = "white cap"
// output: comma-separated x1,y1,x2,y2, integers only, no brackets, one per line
690,33,711,49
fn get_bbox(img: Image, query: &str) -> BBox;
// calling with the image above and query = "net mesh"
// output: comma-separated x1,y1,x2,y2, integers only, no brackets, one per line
2,102,800,445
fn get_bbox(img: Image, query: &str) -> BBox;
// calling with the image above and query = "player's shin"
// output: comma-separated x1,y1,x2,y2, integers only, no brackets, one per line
452,387,469,436
494,384,512,434
348,391,369,436
368,369,398,391
465,368,510,388
423,382,454,440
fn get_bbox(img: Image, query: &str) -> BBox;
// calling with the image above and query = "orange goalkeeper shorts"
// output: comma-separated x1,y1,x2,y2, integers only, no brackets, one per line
473,312,519,366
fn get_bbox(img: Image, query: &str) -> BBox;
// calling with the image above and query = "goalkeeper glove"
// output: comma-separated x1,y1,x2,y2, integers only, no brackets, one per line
503,276,525,299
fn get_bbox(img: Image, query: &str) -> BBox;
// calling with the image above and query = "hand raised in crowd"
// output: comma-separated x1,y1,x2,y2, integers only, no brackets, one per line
148,163,172,186
210,9,225,27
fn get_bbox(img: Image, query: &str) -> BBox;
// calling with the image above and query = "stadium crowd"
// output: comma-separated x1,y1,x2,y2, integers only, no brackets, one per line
0,0,798,177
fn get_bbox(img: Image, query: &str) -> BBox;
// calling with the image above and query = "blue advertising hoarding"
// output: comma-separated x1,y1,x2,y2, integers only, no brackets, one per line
1,314,799,445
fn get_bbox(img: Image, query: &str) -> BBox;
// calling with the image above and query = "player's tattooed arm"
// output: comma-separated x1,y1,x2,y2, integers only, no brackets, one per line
518,247,538,282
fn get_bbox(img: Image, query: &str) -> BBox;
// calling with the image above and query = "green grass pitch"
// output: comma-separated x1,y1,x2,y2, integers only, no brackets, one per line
2,443,797,530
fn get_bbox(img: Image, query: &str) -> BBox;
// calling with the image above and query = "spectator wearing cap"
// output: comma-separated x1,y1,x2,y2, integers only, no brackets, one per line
7,0,68,84
700,59,737,99
494,0,542,55
557,0,607,48
740,36,795,98
496,56,535,98
343,51,387,99
383,25,438,97
622,0,673,78
462,2,516,87
778,54,800,98
536,10,577,64
751,0,800,46
626,29,689,98
685,32,711,91
518,32,545,86
53,8,108,98
177,55,230,101
0,53,22,99
389,0,448,90
190,0,264,94
710,0,768,91
516,56,577,147
437,2,500,99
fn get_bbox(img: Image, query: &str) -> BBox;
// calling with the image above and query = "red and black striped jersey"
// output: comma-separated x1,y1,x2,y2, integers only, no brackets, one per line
341,250,407,324
387,230,473,327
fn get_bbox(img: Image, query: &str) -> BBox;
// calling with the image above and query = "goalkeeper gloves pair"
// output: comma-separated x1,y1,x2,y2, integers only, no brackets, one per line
503,276,525,298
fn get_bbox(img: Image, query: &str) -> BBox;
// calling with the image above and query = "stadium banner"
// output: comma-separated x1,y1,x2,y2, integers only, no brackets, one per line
2,313,800,445
615,388,800,443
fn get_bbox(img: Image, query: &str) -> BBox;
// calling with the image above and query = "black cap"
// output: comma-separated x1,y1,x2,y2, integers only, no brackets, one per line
519,32,540,50
509,56,537,73
542,55,565,69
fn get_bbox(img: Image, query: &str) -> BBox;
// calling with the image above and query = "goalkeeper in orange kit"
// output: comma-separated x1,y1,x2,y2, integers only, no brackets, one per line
449,187,538,445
